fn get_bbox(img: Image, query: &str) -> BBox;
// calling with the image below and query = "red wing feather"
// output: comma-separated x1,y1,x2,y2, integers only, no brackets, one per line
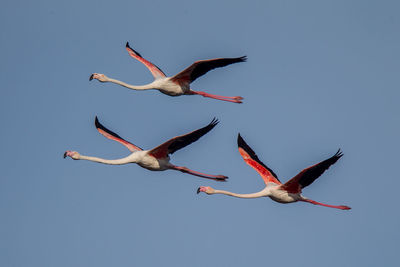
171,56,246,84
125,42,166,79
237,134,281,185
149,118,219,159
95,117,142,152
281,149,343,193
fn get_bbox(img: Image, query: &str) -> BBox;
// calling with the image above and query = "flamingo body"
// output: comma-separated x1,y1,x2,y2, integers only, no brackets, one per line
268,187,310,204
64,117,227,181
122,150,171,171
89,42,245,103
150,77,189,96
197,134,351,210
135,151,170,171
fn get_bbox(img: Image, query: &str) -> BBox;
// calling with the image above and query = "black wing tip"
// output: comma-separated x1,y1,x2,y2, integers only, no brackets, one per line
210,117,219,127
238,56,247,62
228,56,247,63
334,149,344,159
237,133,255,156
237,133,246,148
125,41,142,58
94,116,102,129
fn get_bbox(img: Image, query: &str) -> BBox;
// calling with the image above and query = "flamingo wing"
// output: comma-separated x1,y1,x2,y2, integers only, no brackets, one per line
281,149,343,193
95,117,142,152
125,42,166,79
171,56,247,84
149,118,219,159
237,134,281,185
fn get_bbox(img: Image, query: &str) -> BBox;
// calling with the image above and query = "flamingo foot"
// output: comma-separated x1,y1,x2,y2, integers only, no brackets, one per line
213,175,229,181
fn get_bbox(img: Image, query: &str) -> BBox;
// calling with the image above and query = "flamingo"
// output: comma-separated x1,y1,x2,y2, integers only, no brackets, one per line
89,42,245,103
197,134,351,210
64,117,227,181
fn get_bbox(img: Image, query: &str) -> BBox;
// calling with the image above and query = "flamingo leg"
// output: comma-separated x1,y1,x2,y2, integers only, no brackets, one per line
301,199,351,210
190,90,243,103
170,165,228,181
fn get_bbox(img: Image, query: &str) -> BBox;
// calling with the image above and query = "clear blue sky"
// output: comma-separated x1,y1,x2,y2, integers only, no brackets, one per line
1,0,399,266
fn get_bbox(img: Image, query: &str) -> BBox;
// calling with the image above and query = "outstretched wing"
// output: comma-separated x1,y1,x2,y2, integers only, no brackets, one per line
125,42,166,79
237,134,281,185
149,118,219,159
95,117,142,152
281,149,343,193
171,56,247,84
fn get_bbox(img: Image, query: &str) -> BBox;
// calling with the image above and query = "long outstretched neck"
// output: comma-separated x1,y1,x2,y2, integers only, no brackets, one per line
106,77,154,91
212,189,266,199
301,199,351,210
78,155,132,165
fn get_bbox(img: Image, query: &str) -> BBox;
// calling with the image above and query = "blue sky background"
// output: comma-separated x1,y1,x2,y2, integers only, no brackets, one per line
1,0,399,266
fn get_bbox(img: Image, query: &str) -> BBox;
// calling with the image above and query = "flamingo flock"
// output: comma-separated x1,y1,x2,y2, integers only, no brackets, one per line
65,42,351,211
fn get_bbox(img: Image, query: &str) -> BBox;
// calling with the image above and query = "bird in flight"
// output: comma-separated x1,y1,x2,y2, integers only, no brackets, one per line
197,134,350,210
89,42,245,103
64,117,227,181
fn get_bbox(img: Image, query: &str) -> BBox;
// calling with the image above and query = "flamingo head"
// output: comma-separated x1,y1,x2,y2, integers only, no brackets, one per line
197,186,215,195
63,150,81,160
89,73,108,82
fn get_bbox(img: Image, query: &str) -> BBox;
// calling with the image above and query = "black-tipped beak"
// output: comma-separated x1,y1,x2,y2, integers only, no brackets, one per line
196,187,201,194
89,74,94,81
63,152,67,158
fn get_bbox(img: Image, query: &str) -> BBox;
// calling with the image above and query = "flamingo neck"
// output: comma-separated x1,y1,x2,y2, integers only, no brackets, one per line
78,155,133,165
106,77,154,90
301,199,351,210
212,189,267,199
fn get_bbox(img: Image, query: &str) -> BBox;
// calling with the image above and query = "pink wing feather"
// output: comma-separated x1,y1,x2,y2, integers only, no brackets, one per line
237,134,281,186
95,117,142,152
125,42,166,79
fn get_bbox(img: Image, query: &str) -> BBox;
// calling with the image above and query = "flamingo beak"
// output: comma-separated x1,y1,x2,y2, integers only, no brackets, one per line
89,74,94,81
196,187,201,194
63,152,67,158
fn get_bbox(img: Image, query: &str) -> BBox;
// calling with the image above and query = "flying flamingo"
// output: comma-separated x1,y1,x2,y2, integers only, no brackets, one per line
197,134,351,210
64,117,227,181
89,42,245,103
